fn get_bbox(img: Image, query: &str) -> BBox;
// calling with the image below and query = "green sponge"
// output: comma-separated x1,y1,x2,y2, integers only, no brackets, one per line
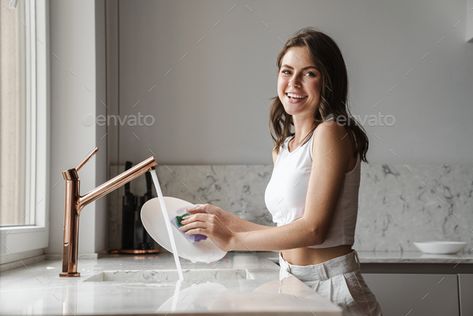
175,213,190,227
172,213,207,242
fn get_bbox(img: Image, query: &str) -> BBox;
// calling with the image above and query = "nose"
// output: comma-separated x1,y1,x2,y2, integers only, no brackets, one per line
289,76,302,89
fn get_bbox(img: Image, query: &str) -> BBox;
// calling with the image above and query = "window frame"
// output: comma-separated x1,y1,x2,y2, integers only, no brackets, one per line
0,0,49,263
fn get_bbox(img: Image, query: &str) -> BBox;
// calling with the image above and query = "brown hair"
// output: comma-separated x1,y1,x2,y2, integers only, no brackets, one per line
269,27,369,162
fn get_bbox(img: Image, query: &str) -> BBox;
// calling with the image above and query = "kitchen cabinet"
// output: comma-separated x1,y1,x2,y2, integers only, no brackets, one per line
459,274,473,316
362,273,459,316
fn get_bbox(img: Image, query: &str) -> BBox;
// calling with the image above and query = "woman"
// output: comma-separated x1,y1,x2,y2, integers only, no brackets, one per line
180,28,382,315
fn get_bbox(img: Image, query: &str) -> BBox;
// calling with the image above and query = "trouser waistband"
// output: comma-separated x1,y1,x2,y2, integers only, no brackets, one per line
279,250,361,281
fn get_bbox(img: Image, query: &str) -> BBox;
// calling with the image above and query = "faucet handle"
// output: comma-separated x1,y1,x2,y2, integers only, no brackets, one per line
75,147,98,172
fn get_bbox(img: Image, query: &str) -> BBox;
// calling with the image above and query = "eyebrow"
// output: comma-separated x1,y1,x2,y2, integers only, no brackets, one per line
281,64,318,70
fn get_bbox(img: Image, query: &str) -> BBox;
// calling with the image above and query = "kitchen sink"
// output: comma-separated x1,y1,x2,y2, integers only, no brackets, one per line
84,268,252,283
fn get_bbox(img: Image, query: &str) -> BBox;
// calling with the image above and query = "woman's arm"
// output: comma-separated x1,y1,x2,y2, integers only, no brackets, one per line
181,121,352,251
229,121,352,251
233,218,270,232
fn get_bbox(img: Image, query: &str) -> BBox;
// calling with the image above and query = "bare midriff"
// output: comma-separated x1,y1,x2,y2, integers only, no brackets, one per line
281,244,353,266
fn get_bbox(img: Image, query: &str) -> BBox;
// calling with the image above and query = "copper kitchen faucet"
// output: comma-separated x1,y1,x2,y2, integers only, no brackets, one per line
60,147,157,277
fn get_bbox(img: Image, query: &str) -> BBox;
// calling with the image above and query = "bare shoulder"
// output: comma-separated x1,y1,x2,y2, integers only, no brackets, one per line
315,120,349,140
313,121,354,161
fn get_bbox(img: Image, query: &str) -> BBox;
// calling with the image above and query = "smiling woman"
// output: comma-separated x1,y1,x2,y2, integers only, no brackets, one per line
0,0,49,264
179,28,382,316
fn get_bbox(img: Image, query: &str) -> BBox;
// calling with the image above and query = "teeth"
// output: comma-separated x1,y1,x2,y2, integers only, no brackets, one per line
286,92,307,99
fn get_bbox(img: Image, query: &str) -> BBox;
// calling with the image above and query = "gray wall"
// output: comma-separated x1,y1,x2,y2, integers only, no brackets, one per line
48,0,107,255
468,0,473,41
46,0,472,254
115,0,473,165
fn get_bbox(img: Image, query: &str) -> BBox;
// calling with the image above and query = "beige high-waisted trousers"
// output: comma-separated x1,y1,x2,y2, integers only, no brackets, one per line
279,250,383,316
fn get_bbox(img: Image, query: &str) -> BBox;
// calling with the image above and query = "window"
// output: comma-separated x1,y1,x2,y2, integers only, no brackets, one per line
0,0,49,263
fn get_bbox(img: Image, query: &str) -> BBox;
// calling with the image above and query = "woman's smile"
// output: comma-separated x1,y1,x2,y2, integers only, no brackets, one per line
285,92,308,99
285,92,308,104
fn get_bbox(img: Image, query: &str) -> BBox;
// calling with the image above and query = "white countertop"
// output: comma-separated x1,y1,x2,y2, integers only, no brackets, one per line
0,252,341,315
2,250,471,315
356,251,473,264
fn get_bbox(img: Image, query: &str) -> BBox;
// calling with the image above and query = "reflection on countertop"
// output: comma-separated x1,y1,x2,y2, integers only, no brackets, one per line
0,252,341,315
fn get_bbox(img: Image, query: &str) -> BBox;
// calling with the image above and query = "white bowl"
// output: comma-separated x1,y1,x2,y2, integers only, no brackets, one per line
413,241,466,254
141,197,227,263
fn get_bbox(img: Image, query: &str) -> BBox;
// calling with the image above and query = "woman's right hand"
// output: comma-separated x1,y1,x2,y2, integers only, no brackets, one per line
185,204,242,232
185,203,270,235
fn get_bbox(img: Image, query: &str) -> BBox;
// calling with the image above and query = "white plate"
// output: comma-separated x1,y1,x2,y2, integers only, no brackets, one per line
141,197,227,263
413,241,466,254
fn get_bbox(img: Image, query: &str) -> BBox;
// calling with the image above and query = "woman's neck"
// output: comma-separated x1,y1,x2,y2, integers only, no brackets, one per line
292,117,316,145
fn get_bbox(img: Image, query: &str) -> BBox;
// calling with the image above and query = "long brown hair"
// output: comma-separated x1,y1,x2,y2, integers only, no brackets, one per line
269,28,369,162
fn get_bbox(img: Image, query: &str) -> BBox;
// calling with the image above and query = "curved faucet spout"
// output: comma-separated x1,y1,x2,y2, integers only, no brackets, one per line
78,156,157,210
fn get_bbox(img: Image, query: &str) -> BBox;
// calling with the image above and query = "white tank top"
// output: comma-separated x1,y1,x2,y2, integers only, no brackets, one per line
264,130,360,248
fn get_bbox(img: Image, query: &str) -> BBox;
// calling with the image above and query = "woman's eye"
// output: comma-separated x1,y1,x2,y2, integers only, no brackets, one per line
281,69,291,76
305,71,317,78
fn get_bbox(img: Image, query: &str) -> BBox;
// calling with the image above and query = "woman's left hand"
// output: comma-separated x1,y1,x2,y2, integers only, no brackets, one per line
179,204,236,251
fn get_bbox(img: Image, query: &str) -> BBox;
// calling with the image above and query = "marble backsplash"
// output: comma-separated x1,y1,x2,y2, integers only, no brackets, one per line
108,163,473,253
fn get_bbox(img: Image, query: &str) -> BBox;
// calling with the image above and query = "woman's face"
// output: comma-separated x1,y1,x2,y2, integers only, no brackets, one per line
277,46,322,119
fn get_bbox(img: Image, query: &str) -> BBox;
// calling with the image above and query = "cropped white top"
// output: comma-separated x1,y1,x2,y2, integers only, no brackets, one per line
264,130,361,248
